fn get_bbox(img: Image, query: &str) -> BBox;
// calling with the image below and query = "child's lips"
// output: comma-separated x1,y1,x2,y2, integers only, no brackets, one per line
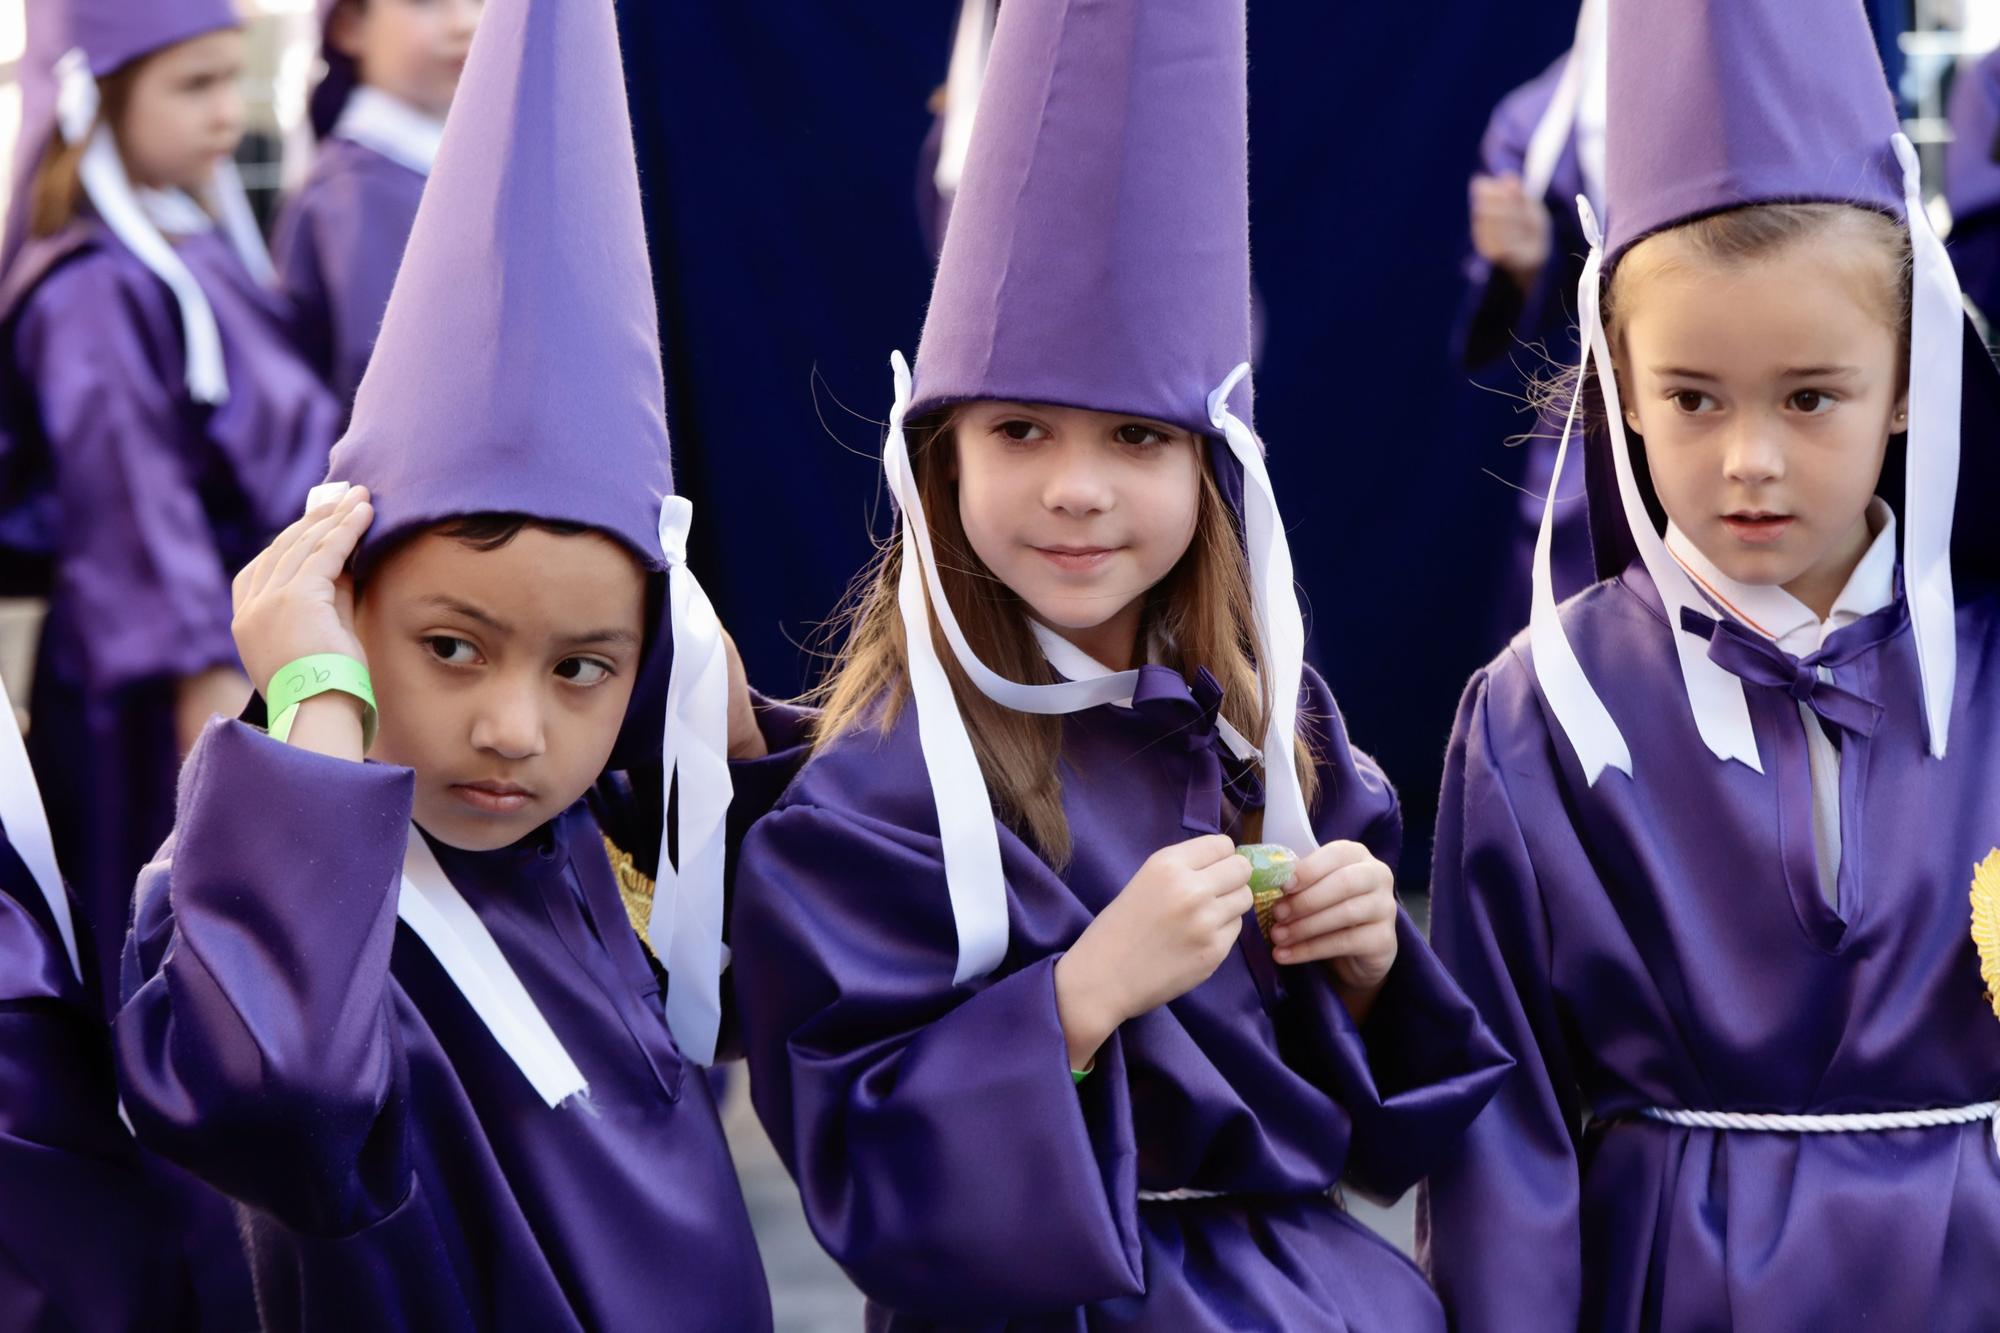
1720,513,1795,546
1032,545,1121,573
451,781,534,815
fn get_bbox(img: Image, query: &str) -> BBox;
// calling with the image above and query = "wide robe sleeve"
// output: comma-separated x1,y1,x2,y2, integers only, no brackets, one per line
14,258,240,691
1277,673,1513,1200
1418,669,1584,1333
113,718,418,1238
732,799,1146,1322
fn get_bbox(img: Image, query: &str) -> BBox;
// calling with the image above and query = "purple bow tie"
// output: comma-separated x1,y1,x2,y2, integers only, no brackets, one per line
1679,608,1885,739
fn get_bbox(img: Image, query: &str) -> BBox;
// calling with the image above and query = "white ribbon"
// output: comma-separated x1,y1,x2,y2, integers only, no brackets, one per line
0,664,80,981
55,49,230,404
1894,133,1961,760
1529,197,1763,781
933,0,996,200
649,496,734,1067
1520,0,1606,214
210,157,278,287
396,824,588,1108
882,353,1318,984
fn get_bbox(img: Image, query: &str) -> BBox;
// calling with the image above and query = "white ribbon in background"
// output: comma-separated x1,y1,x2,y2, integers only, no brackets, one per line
397,825,588,1108
0,668,80,981
55,48,229,404
933,0,996,200
1520,0,1606,214
1529,196,1762,781
210,157,278,287
1893,132,1962,759
333,86,445,179
650,496,734,1067
882,352,1318,984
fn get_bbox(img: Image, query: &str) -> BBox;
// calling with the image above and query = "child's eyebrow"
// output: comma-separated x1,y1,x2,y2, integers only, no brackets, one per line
418,595,511,635
1651,366,1723,381
1779,365,1862,379
556,627,642,651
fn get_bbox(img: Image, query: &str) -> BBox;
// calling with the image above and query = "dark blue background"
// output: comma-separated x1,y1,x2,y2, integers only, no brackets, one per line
613,3,1910,888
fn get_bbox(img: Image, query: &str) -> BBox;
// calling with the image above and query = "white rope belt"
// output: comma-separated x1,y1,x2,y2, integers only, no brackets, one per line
1637,1102,2000,1152
1137,1188,1230,1203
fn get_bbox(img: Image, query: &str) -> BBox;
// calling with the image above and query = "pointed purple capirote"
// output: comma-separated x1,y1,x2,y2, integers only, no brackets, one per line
325,0,672,570
1602,0,1902,259
910,0,1254,434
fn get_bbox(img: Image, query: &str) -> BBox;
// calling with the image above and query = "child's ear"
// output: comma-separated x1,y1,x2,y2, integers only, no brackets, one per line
1891,391,1910,432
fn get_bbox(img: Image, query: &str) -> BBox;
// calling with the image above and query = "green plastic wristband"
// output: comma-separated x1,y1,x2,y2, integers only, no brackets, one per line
1071,1065,1093,1086
266,654,377,750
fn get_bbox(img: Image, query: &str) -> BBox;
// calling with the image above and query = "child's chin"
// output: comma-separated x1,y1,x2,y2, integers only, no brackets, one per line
415,800,541,853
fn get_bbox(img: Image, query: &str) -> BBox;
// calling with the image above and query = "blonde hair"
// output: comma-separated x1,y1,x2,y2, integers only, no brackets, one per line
810,409,1319,866
27,63,144,239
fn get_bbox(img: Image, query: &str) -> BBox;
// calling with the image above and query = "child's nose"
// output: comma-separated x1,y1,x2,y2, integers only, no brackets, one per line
1042,451,1114,516
1721,421,1785,484
469,682,546,760
447,0,484,38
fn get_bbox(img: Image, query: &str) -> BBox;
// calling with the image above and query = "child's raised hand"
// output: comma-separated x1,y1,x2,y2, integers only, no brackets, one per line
1267,839,1398,1012
1469,172,1553,287
231,484,374,696
1054,834,1253,1070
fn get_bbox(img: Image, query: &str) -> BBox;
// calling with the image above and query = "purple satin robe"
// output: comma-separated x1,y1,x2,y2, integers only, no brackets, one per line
1420,564,2000,1331
114,709,808,1331
0,833,197,1332
272,137,427,409
1455,54,1595,638
733,664,1511,1329
0,220,339,1017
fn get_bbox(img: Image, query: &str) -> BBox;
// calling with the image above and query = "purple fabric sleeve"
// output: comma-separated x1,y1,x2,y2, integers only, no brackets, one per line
115,718,417,1236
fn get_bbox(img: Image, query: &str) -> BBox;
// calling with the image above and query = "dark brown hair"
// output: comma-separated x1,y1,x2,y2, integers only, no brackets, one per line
28,64,143,238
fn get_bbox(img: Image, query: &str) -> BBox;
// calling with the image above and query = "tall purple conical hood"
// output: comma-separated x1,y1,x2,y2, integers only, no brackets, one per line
68,0,240,78
326,0,673,570
910,0,1253,434
1603,0,1902,258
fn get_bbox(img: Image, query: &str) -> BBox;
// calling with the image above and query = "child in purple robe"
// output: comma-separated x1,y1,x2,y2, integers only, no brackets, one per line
274,0,483,409
112,0,799,1327
729,1,1511,1328
1421,2,2000,1329
0,0,341,1016
0,675,195,1330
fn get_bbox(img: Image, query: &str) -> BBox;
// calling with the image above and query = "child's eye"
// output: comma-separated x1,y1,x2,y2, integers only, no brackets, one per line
423,635,480,666
554,657,613,687
995,419,1048,442
1115,424,1169,448
1668,390,1716,414
1788,389,1837,415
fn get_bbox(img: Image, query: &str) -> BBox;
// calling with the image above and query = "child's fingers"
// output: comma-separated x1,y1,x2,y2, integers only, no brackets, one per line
1274,854,1390,922
1273,918,1397,966
1293,839,1374,885
242,500,339,600
1269,883,1393,947
1198,851,1254,896
261,492,362,593
1168,833,1241,870
269,493,369,593
293,500,374,588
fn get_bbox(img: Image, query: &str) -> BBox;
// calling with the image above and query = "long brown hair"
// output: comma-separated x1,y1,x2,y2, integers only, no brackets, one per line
811,409,1320,866
27,63,146,238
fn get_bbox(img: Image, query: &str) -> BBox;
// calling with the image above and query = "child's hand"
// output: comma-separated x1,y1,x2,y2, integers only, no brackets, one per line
231,485,374,696
722,628,767,760
1268,840,1398,1016
1469,172,1553,291
1054,834,1253,1070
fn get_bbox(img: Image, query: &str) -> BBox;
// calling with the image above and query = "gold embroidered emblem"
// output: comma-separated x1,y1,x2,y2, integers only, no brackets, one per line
603,835,659,963
1969,850,2000,1023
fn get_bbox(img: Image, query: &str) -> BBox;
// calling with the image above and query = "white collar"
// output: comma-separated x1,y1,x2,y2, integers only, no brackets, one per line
334,86,447,177
137,187,214,236
1028,619,1257,760
1666,497,1898,655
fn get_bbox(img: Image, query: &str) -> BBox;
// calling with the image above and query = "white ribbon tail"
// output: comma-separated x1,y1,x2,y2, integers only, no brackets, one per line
1525,231,1632,783
397,827,588,1108
0,669,81,981
651,497,734,1066
1206,365,1316,855
1894,133,1961,760
211,157,278,288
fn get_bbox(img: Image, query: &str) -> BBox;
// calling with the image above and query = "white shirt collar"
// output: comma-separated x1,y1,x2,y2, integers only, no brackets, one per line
137,187,214,236
333,86,447,178
1666,497,1898,656
1028,619,1258,761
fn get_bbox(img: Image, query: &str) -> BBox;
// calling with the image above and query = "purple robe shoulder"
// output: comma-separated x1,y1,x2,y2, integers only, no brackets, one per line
3,219,341,1015
272,138,427,408
112,703,810,1331
732,663,1510,1330
0,832,197,1332
1454,53,1588,373
1420,565,2000,1332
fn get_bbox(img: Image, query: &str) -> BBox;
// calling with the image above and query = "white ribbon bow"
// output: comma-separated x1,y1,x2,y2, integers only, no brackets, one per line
882,353,1318,984
649,496,735,1067
1528,133,1962,780
55,48,232,404
397,825,589,1107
